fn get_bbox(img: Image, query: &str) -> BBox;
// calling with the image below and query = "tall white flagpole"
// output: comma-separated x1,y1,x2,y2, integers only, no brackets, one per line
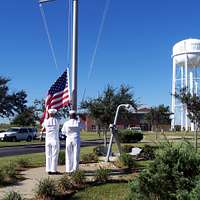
71,0,78,111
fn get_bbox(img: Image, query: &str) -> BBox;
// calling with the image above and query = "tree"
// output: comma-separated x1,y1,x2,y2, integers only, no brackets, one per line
80,84,137,145
175,88,200,151
11,107,37,126
81,84,137,128
0,76,27,118
144,104,171,132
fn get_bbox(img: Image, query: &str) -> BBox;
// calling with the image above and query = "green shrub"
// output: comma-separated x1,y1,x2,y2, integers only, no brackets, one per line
0,169,5,185
3,162,17,179
139,145,156,160
71,170,85,186
93,145,107,156
16,158,31,168
2,191,24,200
127,142,200,200
57,174,73,192
121,145,135,153
118,129,143,143
81,153,98,163
34,177,58,199
58,151,65,165
117,153,135,169
189,178,200,200
95,167,110,183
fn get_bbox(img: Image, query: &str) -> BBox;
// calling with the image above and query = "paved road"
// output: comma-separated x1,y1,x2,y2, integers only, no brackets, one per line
0,139,104,157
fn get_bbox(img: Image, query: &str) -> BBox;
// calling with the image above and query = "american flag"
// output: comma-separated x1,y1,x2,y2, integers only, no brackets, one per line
40,69,70,124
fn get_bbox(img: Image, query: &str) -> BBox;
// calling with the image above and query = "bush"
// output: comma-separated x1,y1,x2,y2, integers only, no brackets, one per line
58,151,65,165
93,145,108,156
121,145,135,153
0,163,17,185
71,170,85,186
118,129,143,143
95,167,110,183
3,162,17,179
0,169,5,185
34,177,58,199
2,191,24,200
57,174,73,192
127,142,200,200
81,153,98,163
16,158,31,168
116,153,135,169
138,145,156,160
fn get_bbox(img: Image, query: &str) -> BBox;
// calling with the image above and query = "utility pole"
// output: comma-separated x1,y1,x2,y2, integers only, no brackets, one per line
71,0,78,112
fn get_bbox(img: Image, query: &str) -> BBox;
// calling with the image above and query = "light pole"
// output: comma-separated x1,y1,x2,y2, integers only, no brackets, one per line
105,104,135,162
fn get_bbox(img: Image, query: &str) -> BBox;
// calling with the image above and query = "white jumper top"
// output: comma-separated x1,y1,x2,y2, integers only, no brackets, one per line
62,119,83,138
43,117,59,141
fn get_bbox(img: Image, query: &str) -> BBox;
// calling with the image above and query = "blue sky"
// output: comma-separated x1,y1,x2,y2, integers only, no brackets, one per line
1,0,200,111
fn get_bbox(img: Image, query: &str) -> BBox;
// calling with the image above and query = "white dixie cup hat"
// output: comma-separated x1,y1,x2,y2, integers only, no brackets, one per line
48,108,57,114
69,110,76,115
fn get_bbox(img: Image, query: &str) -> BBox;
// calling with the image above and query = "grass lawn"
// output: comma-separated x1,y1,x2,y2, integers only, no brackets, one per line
70,183,129,200
0,146,95,168
0,140,44,148
80,131,105,140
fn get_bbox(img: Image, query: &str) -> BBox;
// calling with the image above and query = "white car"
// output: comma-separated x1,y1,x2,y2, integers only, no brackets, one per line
0,127,35,142
129,127,142,133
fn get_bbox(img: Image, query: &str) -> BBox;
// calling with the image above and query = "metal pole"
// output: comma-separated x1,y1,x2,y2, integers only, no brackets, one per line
171,57,176,130
185,54,188,131
181,66,184,131
105,104,126,162
71,0,78,111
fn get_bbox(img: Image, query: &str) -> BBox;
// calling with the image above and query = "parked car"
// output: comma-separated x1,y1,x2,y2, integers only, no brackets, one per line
28,128,38,139
0,127,35,142
39,131,66,141
129,127,142,133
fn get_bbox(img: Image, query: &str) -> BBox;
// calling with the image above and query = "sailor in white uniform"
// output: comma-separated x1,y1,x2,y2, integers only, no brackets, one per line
42,108,60,175
62,110,83,173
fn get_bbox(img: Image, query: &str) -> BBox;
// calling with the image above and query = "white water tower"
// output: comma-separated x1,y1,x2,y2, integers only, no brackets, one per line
171,38,200,131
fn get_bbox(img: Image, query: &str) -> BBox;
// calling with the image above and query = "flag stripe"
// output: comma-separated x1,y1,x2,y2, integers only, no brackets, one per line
40,69,70,125
50,96,69,108
51,99,69,109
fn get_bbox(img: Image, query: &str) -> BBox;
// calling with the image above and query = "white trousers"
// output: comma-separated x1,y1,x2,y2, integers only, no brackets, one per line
45,140,59,172
65,136,80,172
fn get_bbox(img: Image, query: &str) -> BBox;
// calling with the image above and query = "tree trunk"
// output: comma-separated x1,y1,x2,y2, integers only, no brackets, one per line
97,125,101,137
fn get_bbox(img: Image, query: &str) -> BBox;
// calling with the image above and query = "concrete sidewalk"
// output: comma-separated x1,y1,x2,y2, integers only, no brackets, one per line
0,162,117,200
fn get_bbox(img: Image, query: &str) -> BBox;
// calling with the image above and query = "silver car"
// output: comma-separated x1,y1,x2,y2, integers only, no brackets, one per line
0,127,34,142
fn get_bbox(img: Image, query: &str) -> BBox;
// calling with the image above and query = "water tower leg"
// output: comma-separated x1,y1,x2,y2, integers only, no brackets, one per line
185,54,188,131
190,70,195,131
171,58,176,130
181,67,184,131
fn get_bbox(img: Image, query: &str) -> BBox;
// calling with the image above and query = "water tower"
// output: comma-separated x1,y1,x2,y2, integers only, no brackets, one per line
171,38,200,131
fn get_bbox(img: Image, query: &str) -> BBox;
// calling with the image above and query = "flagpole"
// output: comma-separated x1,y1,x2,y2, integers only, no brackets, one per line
71,0,78,111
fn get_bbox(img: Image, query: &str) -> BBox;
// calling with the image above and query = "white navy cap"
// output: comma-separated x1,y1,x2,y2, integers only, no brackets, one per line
48,108,57,114
69,110,76,115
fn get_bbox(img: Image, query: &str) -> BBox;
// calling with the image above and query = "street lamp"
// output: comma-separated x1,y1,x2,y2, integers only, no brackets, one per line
105,104,135,162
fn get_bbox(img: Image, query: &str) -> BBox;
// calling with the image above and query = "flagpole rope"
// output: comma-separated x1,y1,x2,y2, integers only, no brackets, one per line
81,0,111,102
39,3,60,72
